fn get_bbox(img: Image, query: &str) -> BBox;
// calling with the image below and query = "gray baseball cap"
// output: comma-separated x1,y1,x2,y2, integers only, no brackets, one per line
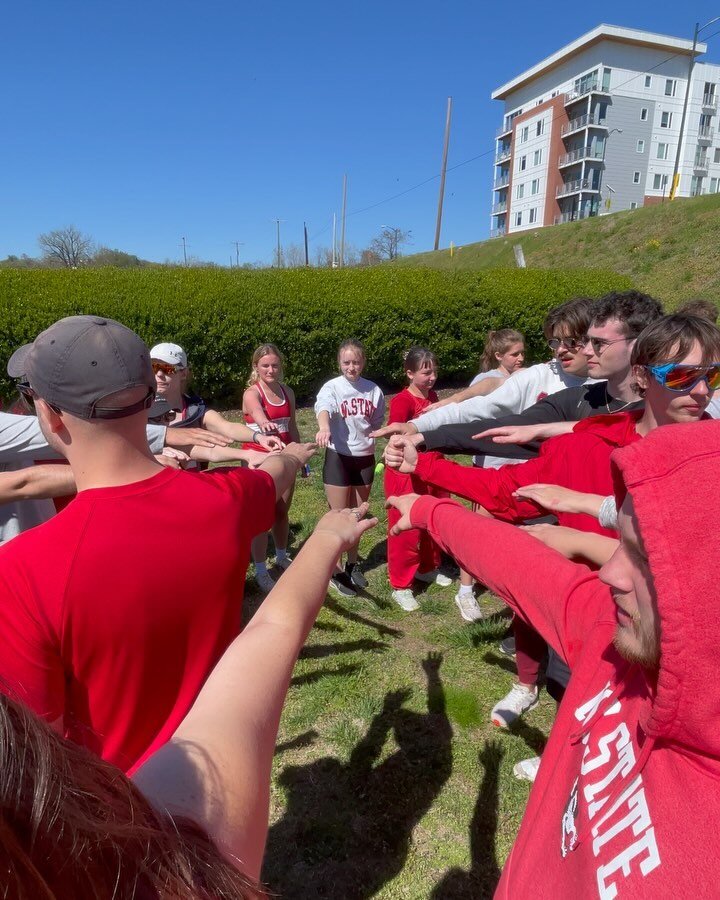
7,315,156,420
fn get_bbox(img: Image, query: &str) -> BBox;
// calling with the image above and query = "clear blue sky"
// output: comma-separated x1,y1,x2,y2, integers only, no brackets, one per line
3,2,719,266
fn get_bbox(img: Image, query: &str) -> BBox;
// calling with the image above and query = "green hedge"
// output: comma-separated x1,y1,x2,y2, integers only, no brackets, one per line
0,267,632,404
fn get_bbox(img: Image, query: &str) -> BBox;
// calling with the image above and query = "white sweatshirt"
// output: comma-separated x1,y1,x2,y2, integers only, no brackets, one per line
412,360,594,432
315,375,385,456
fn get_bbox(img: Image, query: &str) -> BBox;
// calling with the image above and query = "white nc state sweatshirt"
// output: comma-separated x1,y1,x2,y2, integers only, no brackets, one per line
315,375,386,456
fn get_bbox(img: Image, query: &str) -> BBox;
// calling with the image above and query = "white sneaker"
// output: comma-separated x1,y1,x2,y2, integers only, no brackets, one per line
454,592,484,622
513,756,541,782
415,569,453,587
491,684,539,728
391,589,420,611
275,555,293,571
255,569,276,593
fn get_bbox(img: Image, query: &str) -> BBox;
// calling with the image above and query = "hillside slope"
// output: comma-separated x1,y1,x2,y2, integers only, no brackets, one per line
397,193,720,305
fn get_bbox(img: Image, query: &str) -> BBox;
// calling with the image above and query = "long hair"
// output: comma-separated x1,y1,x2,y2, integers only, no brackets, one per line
0,693,263,899
403,346,438,373
247,344,284,388
479,329,524,372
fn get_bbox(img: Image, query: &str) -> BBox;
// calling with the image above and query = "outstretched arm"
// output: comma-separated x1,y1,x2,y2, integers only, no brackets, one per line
0,464,76,503
133,505,378,881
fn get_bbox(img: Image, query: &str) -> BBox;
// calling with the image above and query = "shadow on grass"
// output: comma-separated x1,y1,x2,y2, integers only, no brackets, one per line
508,715,548,757
299,638,388,660
481,650,518,676
431,739,503,899
291,663,361,687
324,596,402,636
276,730,319,755
359,535,388,576
263,653,452,899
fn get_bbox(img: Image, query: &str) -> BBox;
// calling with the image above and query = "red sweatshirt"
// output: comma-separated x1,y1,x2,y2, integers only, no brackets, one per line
413,411,643,536
410,419,720,898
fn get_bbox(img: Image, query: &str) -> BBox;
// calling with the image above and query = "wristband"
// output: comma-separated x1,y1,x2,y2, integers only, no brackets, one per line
253,432,262,445
598,495,618,530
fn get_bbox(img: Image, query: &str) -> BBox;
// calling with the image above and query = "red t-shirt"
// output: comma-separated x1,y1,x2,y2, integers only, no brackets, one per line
0,465,275,774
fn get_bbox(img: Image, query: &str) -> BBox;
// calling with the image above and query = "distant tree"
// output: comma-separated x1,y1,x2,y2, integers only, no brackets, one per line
91,247,149,268
368,227,411,261
38,226,94,268
360,248,382,267
284,243,307,268
0,253,42,269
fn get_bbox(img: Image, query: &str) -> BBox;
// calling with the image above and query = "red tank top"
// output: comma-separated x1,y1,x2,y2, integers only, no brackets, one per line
244,383,292,444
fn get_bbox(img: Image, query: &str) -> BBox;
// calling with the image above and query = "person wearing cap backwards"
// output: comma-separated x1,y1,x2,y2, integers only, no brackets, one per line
0,315,315,774
388,418,720,897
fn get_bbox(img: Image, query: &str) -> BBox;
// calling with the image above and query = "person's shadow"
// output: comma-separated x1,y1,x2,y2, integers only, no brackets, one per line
431,739,504,899
263,652,452,898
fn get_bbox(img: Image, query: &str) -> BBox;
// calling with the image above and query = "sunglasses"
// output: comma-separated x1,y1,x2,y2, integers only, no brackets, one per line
16,383,62,414
646,362,720,392
585,336,632,354
547,336,586,352
152,361,184,376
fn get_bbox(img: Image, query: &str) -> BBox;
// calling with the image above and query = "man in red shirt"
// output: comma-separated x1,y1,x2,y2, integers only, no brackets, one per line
0,315,314,773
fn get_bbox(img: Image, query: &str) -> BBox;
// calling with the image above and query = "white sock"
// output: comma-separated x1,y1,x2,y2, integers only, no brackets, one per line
458,584,474,597
255,561,268,575
276,548,288,563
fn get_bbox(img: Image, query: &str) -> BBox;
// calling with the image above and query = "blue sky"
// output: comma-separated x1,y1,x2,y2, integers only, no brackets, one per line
3,2,720,266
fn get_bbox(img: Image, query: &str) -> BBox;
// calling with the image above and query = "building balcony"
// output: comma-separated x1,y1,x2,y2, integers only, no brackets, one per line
496,122,512,138
702,93,718,112
564,79,611,106
495,147,511,164
561,113,607,137
493,175,510,190
697,125,714,144
553,209,594,225
491,201,508,215
694,153,709,174
490,226,507,238
556,178,599,198
558,145,604,168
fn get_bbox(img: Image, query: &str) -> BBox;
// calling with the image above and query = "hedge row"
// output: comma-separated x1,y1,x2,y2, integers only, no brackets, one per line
0,267,632,404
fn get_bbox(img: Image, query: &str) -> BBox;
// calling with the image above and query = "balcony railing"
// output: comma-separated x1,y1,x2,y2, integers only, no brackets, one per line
491,201,507,215
561,113,607,136
490,226,507,238
564,79,610,105
553,209,595,225
496,122,512,138
558,145,604,167
495,147,511,164
698,125,715,144
702,93,718,112
556,178,599,198
694,153,709,173
493,175,510,190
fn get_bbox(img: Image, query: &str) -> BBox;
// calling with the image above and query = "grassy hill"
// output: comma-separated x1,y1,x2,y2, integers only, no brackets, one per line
397,193,720,306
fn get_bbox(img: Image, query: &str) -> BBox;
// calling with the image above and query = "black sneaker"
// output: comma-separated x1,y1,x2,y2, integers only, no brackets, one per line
499,635,516,658
330,571,356,597
346,563,368,590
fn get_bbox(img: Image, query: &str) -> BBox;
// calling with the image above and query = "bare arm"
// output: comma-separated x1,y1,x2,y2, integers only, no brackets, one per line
258,442,315,499
0,465,76,503
285,386,302,443
132,506,378,881
315,410,331,447
512,484,606,518
472,420,575,444
242,387,280,436
189,446,273,467
520,523,618,567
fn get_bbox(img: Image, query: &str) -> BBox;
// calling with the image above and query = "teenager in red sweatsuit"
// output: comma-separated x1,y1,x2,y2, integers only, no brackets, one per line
389,416,720,898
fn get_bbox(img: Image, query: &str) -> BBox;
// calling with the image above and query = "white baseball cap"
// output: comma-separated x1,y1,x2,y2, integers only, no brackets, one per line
150,342,188,368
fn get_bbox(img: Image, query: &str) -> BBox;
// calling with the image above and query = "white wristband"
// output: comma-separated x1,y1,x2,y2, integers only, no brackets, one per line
598,495,618,530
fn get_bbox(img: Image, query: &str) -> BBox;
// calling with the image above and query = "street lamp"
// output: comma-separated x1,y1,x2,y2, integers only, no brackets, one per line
670,18,719,199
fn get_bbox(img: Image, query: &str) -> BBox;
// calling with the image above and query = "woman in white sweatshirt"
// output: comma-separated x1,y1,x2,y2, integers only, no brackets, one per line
315,339,385,595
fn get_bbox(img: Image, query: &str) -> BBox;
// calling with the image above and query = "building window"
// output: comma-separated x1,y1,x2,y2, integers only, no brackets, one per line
630,202,638,209
633,171,641,183
637,140,645,153
641,108,648,121
531,178,539,195
516,183,525,199
529,208,537,224
661,111,672,128
714,148,720,163
711,177,718,193
536,120,544,136
653,173,669,190
533,149,542,165
515,211,523,227
644,75,652,88
519,155,527,171
665,79,676,97
657,142,668,160
521,126,529,143
602,68,611,91
691,175,703,196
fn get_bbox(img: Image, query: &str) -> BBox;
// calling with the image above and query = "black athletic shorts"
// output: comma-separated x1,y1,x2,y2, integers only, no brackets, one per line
322,447,375,487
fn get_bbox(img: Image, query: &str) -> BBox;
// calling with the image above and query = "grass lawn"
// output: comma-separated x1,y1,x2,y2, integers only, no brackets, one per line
233,404,555,899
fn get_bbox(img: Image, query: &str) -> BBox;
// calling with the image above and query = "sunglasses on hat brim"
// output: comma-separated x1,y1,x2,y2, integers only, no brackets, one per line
646,362,720,392
16,382,154,419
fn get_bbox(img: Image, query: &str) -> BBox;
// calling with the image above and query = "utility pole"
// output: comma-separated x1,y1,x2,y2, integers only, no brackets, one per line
181,236,187,267
434,97,453,251
332,213,337,268
340,174,347,267
303,222,309,267
671,23,700,200
273,219,285,268
232,241,244,268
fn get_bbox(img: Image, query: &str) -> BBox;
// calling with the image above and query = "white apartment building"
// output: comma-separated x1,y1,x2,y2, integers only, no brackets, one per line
491,24,720,236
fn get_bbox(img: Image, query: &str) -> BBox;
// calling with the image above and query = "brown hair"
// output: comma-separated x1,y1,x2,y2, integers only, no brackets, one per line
337,339,366,363
676,298,719,324
247,343,284,388
542,296,595,341
631,314,720,396
403,346,438,372
0,693,263,899
479,329,524,372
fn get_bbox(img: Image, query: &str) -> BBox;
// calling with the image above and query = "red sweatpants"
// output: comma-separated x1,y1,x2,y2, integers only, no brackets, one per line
385,467,444,589
514,616,547,685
